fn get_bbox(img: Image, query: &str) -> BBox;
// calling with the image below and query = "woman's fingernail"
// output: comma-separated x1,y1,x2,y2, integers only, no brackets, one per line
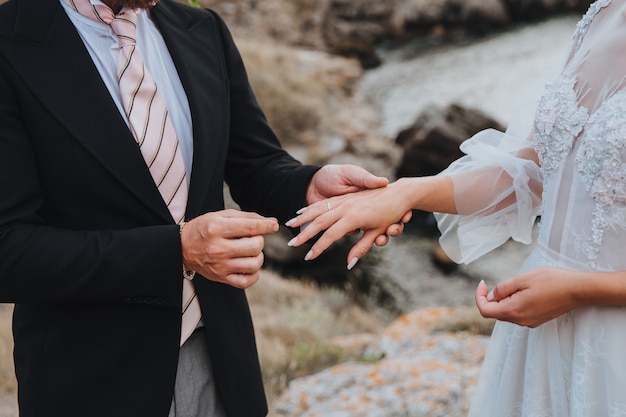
285,218,297,227
296,207,307,215
487,290,494,302
287,237,297,247
304,250,313,261
347,257,359,270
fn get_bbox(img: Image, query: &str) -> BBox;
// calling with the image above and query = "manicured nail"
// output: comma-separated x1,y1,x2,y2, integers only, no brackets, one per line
287,237,297,247
304,250,313,261
347,257,359,270
296,207,307,215
285,218,297,227
487,290,494,302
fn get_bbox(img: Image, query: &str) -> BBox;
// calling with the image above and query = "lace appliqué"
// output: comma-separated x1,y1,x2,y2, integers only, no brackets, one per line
533,76,589,174
575,90,626,266
572,0,611,55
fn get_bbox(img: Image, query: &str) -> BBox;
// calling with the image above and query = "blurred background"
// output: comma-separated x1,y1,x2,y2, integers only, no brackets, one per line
0,0,593,416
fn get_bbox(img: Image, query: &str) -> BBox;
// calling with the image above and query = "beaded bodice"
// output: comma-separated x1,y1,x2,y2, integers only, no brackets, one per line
532,0,626,268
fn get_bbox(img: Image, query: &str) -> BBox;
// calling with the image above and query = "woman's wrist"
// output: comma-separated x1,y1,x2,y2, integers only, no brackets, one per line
393,175,456,214
574,270,626,307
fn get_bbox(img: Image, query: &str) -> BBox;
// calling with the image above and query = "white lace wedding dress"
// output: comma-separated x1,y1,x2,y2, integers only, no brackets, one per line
434,1,626,415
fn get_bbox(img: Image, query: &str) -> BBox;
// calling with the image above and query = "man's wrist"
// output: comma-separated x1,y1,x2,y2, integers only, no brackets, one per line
179,222,196,281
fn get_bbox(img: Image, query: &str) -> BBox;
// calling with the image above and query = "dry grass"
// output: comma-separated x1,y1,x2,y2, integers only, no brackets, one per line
237,40,326,147
236,39,362,157
247,270,389,408
0,277,494,417
433,307,496,336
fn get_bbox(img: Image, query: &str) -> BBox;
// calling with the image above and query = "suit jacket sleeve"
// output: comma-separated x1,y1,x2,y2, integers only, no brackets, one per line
211,10,321,222
0,4,317,306
0,49,183,307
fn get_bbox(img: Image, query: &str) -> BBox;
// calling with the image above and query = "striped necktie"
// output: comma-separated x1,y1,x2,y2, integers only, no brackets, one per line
65,0,202,345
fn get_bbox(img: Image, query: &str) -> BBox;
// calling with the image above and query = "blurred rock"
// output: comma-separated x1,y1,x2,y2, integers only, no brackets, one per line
502,0,592,20
322,0,397,67
393,103,505,231
274,307,491,417
199,0,593,67
395,103,505,178
397,0,510,35
264,229,411,315
463,0,511,28
236,40,400,178
431,244,458,274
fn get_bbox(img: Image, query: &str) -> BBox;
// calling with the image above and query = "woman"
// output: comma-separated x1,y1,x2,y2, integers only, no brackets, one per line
286,1,626,415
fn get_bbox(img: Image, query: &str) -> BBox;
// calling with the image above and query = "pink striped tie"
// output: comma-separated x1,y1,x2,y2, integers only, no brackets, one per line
66,0,202,345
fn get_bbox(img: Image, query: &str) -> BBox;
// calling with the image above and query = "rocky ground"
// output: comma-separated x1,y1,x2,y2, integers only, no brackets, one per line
269,230,536,417
273,308,489,417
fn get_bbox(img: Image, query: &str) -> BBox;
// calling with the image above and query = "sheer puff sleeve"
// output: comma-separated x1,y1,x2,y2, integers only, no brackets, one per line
434,128,543,264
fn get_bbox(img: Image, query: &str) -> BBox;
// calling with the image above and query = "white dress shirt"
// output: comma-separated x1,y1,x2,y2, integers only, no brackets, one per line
60,0,194,179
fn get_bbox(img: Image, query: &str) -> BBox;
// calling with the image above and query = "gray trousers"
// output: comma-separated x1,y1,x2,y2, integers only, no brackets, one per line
168,328,227,417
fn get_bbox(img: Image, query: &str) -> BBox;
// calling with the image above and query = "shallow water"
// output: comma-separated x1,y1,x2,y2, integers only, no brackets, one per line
358,15,580,136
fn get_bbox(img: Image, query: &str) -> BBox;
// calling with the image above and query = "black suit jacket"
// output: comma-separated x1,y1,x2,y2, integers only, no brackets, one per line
0,1,319,416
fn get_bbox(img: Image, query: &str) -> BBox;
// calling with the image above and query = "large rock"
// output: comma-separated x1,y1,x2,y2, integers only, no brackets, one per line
397,0,510,35
463,0,511,28
198,0,329,49
502,0,592,20
199,0,594,66
263,228,411,315
322,0,398,67
393,103,505,231
396,0,591,35
395,103,505,178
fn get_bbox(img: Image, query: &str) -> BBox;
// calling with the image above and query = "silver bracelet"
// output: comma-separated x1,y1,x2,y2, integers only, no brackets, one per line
179,222,196,281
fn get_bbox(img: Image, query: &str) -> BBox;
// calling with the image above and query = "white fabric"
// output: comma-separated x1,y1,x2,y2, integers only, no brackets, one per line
60,0,194,178
436,129,542,263
434,1,626,415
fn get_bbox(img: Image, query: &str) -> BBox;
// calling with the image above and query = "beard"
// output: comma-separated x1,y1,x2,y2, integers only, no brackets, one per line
103,0,158,10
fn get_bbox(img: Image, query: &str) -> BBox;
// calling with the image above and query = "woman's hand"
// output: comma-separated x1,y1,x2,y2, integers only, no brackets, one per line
286,178,417,268
475,267,587,327
304,164,406,249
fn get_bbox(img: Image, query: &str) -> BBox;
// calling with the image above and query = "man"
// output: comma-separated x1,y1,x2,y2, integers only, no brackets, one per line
0,0,401,416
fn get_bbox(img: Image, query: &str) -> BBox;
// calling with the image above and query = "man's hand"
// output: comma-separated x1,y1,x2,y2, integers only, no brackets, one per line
306,164,389,204
305,164,409,248
180,209,279,289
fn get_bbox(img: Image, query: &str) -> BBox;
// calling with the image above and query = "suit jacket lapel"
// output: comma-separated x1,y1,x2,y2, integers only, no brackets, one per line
151,2,228,218
3,0,173,223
